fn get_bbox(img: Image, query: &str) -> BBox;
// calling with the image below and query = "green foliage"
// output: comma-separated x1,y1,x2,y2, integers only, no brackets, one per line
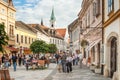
30,40,49,54
48,44,57,54
0,23,9,53
81,39,89,48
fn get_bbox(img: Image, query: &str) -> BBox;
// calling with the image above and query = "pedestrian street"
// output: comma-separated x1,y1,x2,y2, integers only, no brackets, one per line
46,65,112,80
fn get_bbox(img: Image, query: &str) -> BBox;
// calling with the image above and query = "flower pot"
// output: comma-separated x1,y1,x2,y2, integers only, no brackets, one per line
90,65,95,71
95,68,101,74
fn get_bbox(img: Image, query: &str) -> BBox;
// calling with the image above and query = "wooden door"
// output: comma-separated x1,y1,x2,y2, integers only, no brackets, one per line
110,37,117,78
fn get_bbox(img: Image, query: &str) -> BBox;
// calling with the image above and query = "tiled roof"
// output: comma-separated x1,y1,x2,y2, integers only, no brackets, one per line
56,28,66,38
15,21,37,33
28,24,49,36
40,25,49,30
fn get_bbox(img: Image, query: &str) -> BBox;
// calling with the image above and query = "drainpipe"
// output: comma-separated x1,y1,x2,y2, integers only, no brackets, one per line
101,0,105,75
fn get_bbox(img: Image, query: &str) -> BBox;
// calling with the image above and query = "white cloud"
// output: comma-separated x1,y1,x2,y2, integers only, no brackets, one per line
14,0,82,28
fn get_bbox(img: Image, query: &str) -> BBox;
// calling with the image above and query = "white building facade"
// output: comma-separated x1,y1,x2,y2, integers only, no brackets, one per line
103,0,120,79
68,19,80,54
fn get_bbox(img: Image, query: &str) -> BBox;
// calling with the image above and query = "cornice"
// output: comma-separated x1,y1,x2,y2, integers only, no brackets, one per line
78,0,93,18
0,1,16,11
103,9,120,28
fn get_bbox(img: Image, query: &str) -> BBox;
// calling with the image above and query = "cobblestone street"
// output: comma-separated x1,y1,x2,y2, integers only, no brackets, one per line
45,65,112,80
8,63,112,80
9,63,57,80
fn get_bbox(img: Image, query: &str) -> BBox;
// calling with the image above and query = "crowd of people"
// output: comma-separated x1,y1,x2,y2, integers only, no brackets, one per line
55,52,83,73
0,52,84,73
0,53,50,71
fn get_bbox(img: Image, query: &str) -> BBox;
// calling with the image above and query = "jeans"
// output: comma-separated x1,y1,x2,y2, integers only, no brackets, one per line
62,62,66,72
75,58,78,65
13,62,17,71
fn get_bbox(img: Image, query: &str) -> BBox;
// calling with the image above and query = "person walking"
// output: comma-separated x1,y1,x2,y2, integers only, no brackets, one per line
12,53,17,71
55,53,60,64
61,52,67,73
66,54,73,73
78,52,83,68
1,54,5,68
57,57,62,73
18,54,22,66
4,54,10,69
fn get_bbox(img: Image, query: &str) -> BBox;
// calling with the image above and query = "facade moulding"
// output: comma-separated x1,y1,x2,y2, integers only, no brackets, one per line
103,9,120,28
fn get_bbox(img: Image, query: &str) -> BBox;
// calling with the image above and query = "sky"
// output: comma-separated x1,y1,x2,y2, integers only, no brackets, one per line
13,0,82,28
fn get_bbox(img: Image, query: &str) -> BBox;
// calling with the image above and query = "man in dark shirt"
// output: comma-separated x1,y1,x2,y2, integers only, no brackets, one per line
12,53,17,71
55,53,60,64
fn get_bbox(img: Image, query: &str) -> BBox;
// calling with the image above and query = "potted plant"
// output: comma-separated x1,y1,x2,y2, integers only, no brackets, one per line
95,65,101,74
81,39,89,48
90,64,95,71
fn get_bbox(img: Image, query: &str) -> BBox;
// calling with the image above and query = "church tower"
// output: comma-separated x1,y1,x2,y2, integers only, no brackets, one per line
50,8,56,28
49,8,56,36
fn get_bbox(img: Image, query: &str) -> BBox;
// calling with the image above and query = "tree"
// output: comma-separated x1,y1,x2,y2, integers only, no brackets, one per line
0,23,9,53
30,40,48,54
48,44,57,54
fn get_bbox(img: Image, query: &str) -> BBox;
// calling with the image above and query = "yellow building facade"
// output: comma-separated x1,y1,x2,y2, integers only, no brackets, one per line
0,0,16,46
15,21,37,54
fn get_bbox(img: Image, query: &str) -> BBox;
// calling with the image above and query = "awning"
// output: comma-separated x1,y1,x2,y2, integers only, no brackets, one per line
87,38,102,50
23,47,31,54
7,47,19,53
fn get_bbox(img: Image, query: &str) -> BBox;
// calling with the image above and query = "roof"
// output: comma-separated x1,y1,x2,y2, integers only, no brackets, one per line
15,21,37,33
28,24,49,36
40,25,49,30
56,28,66,38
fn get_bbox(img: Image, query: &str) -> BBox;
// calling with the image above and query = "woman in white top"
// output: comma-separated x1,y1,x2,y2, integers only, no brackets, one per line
66,54,73,73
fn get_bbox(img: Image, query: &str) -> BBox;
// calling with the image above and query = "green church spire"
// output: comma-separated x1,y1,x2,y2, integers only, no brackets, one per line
50,8,56,22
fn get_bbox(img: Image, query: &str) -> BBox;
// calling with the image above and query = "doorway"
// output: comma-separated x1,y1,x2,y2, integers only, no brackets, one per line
110,37,117,78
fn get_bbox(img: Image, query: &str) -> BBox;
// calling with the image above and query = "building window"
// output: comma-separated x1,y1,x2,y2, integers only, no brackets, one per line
96,0,100,16
21,35,23,43
93,2,96,16
3,0,8,3
1,9,5,14
16,34,19,43
50,39,51,43
12,26,14,35
93,0,100,17
53,39,54,44
9,25,14,36
108,0,114,13
29,37,30,44
32,38,33,42
25,36,27,44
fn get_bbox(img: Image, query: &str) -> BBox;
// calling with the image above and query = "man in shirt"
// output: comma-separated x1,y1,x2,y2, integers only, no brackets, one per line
12,53,17,71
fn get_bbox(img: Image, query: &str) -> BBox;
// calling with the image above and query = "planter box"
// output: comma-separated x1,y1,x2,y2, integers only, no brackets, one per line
90,65,95,71
95,68,101,74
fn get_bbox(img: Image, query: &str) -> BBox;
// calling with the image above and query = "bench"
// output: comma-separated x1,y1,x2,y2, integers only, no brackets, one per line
0,69,14,80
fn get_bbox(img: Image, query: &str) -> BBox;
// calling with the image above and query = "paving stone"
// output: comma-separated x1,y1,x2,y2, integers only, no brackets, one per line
47,65,112,80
